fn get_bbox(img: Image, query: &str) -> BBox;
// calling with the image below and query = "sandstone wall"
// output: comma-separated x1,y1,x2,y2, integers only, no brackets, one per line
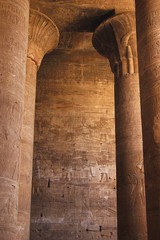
30,32,116,240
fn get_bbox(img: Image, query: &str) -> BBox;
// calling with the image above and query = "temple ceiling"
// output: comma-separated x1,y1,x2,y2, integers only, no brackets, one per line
30,0,135,32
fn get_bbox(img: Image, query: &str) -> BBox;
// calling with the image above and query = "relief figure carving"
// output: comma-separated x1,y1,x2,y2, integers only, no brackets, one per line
128,162,145,207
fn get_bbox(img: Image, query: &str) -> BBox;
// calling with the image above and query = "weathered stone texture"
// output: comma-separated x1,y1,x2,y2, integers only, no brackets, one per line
30,32,117,240
93,12,147,240
18,57,37,240
18,9,59,240
30,0,135,32
0,0,29,239
136,1,160,239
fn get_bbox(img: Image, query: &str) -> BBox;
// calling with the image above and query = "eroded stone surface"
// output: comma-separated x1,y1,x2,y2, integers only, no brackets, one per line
0,0,29,239
28,9,59,69
30,33,117,240
18,9,59,240
30,0,135,32
136,1,160,239
93,12,147,240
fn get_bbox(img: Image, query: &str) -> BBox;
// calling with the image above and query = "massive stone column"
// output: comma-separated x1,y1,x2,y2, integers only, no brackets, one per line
135,1,160,239
17,9,59,240
0,1,29,239
93,12,147,240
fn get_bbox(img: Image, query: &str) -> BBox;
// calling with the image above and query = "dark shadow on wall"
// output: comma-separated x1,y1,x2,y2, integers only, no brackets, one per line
31,2,115,32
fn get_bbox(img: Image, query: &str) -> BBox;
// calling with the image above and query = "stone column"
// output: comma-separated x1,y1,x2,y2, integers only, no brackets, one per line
93,12,147,240
17,9,59,240
0,1,29,239
135,1,160,239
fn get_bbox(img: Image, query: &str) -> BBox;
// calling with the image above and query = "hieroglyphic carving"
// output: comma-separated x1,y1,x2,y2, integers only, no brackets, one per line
17,9,60,240
0,2,28,30
0,1,29,239
30,40,116,239
135,1,160,239
93,12,147,240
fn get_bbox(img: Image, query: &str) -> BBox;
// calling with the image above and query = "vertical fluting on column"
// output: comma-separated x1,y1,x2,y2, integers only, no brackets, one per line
135,1,160,239
0,1,29,239
17,9,59,240
93,12,147,240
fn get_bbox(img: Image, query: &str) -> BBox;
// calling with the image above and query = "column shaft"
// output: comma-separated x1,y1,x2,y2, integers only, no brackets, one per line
0,0,29,239
135,1,160,239
17,9,59,240
93,12,147,240
115,73,147,239
18,58,37,239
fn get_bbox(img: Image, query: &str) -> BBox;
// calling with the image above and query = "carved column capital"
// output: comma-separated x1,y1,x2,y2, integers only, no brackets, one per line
93,12,138,77
28,9,59,69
